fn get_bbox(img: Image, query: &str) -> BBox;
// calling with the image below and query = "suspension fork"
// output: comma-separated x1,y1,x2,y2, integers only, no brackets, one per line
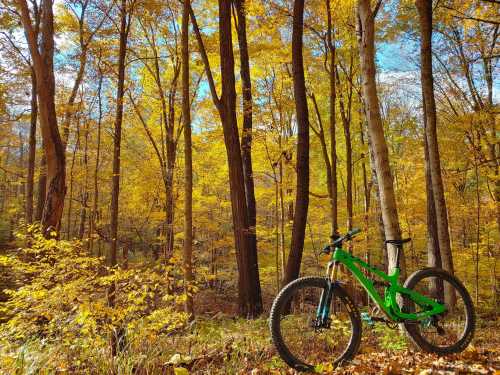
316,261,339,322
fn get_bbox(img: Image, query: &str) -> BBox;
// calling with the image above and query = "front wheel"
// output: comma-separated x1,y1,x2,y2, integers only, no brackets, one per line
402,268,475,355
269,277,361,371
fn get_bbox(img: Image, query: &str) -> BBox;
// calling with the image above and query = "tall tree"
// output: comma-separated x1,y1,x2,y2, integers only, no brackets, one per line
283,0,309,285
108,0,134,355
16,0,66,234
234,0,259,297
110,0,133,275
416,0,455,304
190,1,262,317
326,0,338,234
182,0,194,319
357,0,404,274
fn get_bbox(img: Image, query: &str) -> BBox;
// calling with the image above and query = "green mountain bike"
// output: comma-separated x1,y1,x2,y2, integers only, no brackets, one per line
269,228,475,371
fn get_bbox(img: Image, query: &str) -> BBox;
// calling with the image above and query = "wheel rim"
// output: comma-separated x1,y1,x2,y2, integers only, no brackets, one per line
278,284,355,367
407,275,470,349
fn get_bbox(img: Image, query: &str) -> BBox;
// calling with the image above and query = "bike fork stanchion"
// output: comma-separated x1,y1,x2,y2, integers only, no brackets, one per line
315,261,339,327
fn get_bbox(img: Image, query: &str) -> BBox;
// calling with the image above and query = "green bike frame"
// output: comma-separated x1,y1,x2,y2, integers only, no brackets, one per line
317,247,446,323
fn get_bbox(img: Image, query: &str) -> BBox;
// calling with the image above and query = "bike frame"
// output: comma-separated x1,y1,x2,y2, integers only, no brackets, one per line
317,246,446,323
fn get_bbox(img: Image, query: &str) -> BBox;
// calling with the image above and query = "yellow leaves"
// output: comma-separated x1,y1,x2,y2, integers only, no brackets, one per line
174,368,189,375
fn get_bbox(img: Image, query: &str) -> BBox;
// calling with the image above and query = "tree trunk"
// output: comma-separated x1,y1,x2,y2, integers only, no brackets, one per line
284,0,310,285
423,106,442,270
416,0,455,305
218,0,262,317
88,62,103,254
78,122,89,240
17,0,66,235
234,0,260,305
110,0,130,268
109,0,131,355
182,0,194,319
26,69,37,224
326,0,338,234
35,154,46,222
66,120,79,239
342,97,353,236
357,0,403,275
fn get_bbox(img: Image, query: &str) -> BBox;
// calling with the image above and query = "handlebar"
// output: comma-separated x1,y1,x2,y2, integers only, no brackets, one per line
320,228,361,255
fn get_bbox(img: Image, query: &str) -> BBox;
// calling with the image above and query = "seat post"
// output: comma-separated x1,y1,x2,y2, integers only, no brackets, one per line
396,246,401,269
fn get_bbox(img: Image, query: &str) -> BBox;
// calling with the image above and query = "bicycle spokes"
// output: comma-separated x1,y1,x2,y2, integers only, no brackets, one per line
405,276,468,347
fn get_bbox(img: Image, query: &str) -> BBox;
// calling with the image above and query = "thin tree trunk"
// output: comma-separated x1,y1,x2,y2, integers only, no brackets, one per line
26,69,37,224
66,120,79,239
416,0,455,305
88,62,103,254
279,139,286,277
360,116,372,305
78,121,89,239
423,103,443,306
424,136,441,270
109,1,131,355
474,157,480,305
326,0,338,234
284,0,310,285
357,0,403,275
182,0,194,319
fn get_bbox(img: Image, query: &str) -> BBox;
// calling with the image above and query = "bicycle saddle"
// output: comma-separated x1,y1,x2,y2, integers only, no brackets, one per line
385,238,411,246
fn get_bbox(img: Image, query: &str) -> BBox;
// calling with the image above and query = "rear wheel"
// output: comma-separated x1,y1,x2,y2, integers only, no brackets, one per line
401,268,475,355
269,277,361,371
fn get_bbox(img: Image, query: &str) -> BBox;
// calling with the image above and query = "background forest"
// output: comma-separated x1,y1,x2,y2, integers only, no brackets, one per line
0,0,498,373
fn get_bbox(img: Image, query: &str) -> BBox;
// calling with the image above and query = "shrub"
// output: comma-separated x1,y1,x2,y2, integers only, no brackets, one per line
0,225,188,372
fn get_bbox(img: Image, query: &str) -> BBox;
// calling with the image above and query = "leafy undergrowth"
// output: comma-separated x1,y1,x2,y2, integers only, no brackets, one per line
1,305,499,374
161,313,499,375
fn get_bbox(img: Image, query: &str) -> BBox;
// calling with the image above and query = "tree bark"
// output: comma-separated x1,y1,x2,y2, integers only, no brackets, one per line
218,0,262,317
284,0,310,285
16,0,66,235
66,119,80,239
78,121,89,239
88,61,103,254
35,154,46,222
338,64,354,237
182,0,194,319
326,0,338,234
190,1,262,317
357,0,404,275
110,0,131,269
234,0,260,304
416,0,455,304
424,136,442,270
26,69,37,224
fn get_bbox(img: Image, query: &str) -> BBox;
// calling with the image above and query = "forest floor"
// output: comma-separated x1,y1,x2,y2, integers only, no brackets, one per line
1,262,499,374
158,290,500,375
